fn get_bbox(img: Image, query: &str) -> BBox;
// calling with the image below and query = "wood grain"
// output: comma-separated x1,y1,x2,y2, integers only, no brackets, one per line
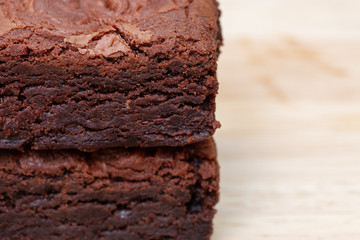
213,1,360,239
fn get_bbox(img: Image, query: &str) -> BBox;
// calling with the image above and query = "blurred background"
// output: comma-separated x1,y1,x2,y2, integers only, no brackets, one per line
213,0,360,239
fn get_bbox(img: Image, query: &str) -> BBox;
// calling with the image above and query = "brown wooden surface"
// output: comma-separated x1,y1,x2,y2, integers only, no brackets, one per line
213,1,360,239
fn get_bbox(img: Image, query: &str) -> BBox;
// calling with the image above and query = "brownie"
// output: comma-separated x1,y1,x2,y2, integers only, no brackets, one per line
0,139,219,240
0,0,222,151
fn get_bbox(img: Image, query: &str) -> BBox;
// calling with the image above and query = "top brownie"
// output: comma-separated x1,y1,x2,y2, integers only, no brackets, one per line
0,0,221,151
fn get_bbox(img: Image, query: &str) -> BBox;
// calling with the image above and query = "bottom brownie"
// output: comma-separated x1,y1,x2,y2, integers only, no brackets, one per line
0,139,219,240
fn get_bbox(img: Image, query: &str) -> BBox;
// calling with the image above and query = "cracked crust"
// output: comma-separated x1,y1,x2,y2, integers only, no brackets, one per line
0,139,219,240
0,0,222,151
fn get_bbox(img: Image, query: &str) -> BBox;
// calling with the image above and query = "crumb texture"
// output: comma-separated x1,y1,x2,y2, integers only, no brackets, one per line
0,139,219,240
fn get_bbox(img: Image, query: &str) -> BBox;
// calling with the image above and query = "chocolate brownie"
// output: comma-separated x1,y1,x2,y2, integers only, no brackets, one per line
0,0,222,151
0,139,219,240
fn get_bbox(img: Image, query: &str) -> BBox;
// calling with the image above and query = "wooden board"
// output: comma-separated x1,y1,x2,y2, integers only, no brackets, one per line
213,0,360,239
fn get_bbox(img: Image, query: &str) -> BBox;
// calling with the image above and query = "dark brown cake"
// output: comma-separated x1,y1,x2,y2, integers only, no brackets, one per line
0,0,222,151
0,139,219,240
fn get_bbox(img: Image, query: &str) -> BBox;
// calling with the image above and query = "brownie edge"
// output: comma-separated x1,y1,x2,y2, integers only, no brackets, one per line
0,0,222,151
0,139,219,240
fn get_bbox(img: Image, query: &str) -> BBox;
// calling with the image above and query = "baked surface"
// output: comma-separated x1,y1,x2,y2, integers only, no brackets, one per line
0,139,219,240
0,0,222,151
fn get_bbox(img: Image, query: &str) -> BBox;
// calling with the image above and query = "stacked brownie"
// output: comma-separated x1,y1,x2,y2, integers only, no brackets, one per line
0,0,222,239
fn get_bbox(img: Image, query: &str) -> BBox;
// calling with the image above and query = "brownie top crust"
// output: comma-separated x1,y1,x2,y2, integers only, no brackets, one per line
0,0,220,58
0,138,217,179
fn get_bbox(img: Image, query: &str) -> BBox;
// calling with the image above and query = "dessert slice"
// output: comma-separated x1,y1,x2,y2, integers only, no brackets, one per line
0,139,219,240
0,0,222,151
